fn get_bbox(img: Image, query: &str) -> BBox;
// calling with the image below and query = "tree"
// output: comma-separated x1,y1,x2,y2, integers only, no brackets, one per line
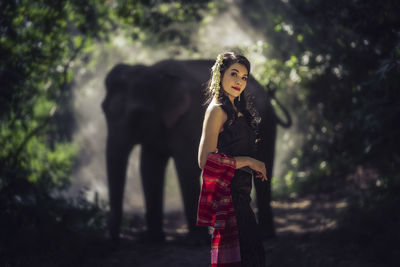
238,0,400,193
0,1,213,265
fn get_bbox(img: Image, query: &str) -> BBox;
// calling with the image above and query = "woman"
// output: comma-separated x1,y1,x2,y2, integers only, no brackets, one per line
197,52,267,267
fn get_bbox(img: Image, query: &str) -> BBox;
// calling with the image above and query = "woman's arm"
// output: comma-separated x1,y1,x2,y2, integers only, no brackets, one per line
198,103,226,169
237,156,267,181
198,103,267,181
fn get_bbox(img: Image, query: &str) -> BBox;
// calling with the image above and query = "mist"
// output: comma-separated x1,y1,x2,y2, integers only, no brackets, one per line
67,2,294,213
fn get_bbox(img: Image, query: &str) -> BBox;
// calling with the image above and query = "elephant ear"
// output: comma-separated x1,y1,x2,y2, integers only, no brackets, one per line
160,72,191,129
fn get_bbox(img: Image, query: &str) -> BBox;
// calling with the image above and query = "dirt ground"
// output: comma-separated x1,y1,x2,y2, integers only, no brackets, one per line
83,194,389,267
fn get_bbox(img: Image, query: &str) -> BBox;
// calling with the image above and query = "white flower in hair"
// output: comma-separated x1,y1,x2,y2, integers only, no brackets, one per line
210,54,224,99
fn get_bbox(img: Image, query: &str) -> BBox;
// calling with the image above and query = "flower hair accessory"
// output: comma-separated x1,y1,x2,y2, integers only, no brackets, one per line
210,54,224,99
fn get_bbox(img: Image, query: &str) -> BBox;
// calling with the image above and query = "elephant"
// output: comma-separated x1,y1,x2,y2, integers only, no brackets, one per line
101,59,291,243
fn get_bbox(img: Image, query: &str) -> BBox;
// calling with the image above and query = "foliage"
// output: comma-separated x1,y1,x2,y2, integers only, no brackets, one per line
2,0,399,263
239,0,400,196
115,0,214,45
0,0,215,190
0,0,114,118
0,0,213,265
0,0,114,184
0,186,107,266
0,1,115,265
329,174,400,265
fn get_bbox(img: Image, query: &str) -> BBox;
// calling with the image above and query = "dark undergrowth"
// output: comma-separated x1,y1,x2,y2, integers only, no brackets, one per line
0,180,108,267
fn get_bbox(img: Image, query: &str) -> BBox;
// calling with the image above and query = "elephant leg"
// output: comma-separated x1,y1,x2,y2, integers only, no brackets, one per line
140,145,169,239
106,131,134,242
173,154,203,235
255,123,277,239
254,175,275,239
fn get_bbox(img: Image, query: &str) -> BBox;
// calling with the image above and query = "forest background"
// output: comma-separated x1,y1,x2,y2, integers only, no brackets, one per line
1,0,399,266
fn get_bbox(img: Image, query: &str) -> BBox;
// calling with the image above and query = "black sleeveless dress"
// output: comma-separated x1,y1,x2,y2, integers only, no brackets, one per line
217,115,266,267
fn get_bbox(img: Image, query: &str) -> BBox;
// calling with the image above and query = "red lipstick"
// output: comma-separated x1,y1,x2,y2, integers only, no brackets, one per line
232,86,241,91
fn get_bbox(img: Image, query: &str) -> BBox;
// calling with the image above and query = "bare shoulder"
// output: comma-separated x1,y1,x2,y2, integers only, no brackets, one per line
204,101,228,132
205,100,227,121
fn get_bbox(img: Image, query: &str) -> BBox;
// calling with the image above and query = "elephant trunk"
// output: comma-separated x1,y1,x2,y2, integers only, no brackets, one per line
265,82,292,128
272,96,292,128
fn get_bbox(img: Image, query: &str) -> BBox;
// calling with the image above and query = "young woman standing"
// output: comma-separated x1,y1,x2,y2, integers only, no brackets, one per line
198,52,267,266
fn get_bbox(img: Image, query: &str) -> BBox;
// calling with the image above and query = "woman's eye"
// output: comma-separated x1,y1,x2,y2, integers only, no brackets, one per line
231,72,237,77
242,77,247,81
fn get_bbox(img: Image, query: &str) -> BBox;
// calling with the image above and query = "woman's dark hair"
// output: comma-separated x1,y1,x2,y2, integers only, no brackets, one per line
204,52,260,132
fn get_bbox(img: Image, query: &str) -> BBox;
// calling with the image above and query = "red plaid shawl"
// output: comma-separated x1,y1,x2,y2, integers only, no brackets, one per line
197,152,241,267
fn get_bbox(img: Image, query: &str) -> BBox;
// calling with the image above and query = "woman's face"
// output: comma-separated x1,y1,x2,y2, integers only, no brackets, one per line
221,62,248,100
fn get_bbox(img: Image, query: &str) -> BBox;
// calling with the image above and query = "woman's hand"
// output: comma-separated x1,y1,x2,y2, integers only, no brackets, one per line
233,156,268,182
248,158,268,182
